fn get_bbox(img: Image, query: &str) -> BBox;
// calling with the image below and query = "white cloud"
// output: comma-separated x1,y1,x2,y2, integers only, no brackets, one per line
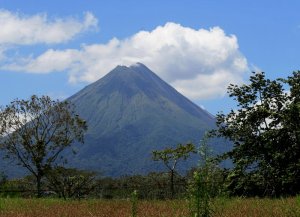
2,22,249,100
0,10,98,45
173,69,245,99
6,49,80,73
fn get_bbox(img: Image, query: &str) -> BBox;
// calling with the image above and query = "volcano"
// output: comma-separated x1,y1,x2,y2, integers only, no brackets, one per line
67,63,219,176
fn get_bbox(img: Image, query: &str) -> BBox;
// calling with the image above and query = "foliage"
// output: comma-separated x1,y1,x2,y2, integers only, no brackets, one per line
0,95,87,197
152,143,196,198
188,134,225,217
94,172,186,199
212,71,300,196
45,167,97,199
131,190,138,217
152,143,196,169
0,176,36,198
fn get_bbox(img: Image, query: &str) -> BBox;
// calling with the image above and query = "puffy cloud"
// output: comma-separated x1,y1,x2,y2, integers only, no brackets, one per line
6,49,80,73
2,22,249,100
0,10,98,45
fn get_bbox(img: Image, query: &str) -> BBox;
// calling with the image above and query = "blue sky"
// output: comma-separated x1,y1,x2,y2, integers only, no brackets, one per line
0,0,299,114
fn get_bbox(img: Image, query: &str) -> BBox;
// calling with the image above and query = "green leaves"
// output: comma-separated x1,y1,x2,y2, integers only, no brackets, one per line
45,167,97,199
213,71,300,196
152,143,196,170
0,95,87,197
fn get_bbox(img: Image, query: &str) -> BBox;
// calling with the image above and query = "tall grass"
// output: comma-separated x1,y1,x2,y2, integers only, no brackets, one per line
0,197,299,216
0,198,188,217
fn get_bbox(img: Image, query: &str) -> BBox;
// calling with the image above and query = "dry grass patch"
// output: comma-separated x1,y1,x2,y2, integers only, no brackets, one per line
0,197,299,217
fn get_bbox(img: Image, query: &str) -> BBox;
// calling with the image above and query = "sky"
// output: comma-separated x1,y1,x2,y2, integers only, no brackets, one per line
0,0,300,115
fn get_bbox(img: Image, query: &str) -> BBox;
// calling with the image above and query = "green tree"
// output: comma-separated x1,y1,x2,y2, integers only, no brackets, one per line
212,72,300,196
0,95,87,197
46,167,97,199
152,143,196,198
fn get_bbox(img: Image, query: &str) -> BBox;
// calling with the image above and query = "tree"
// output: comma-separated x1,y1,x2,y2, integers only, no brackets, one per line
152,143,196,198
45,167,97,199
212,71,300,196
0,95,87,197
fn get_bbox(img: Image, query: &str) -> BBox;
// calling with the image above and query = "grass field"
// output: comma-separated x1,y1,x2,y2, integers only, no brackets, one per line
0,197,299,217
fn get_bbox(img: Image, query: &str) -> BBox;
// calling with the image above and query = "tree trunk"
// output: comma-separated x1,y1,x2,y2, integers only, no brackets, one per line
36,174,42,198
170,170,174,199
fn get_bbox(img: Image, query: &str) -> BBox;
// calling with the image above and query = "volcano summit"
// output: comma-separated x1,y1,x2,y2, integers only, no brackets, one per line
67,63,218,176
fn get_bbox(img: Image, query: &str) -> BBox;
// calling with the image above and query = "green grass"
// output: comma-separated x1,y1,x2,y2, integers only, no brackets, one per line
0,197,299,217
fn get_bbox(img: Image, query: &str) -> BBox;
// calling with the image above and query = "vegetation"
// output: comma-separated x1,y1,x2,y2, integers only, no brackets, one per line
0,175,36,198
212,71,300,196
188,134,225,217
152,143,196,198
0,197,299,217
0,95,87,197
0,71,299,216
131,190,138,217
45,167,97,199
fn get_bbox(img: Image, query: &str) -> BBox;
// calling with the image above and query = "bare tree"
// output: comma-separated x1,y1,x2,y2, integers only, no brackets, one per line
0,95,87,197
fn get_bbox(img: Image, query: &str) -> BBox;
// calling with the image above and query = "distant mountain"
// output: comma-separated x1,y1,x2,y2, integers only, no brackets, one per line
0,63,228,178
67,63,224,176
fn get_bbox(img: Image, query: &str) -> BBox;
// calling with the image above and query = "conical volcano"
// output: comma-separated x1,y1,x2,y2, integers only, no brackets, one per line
68,63,217,176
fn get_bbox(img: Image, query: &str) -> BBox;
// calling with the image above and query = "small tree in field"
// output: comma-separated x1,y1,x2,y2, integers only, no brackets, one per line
46,167,97,199
152,143,196,198
0,95,87,197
